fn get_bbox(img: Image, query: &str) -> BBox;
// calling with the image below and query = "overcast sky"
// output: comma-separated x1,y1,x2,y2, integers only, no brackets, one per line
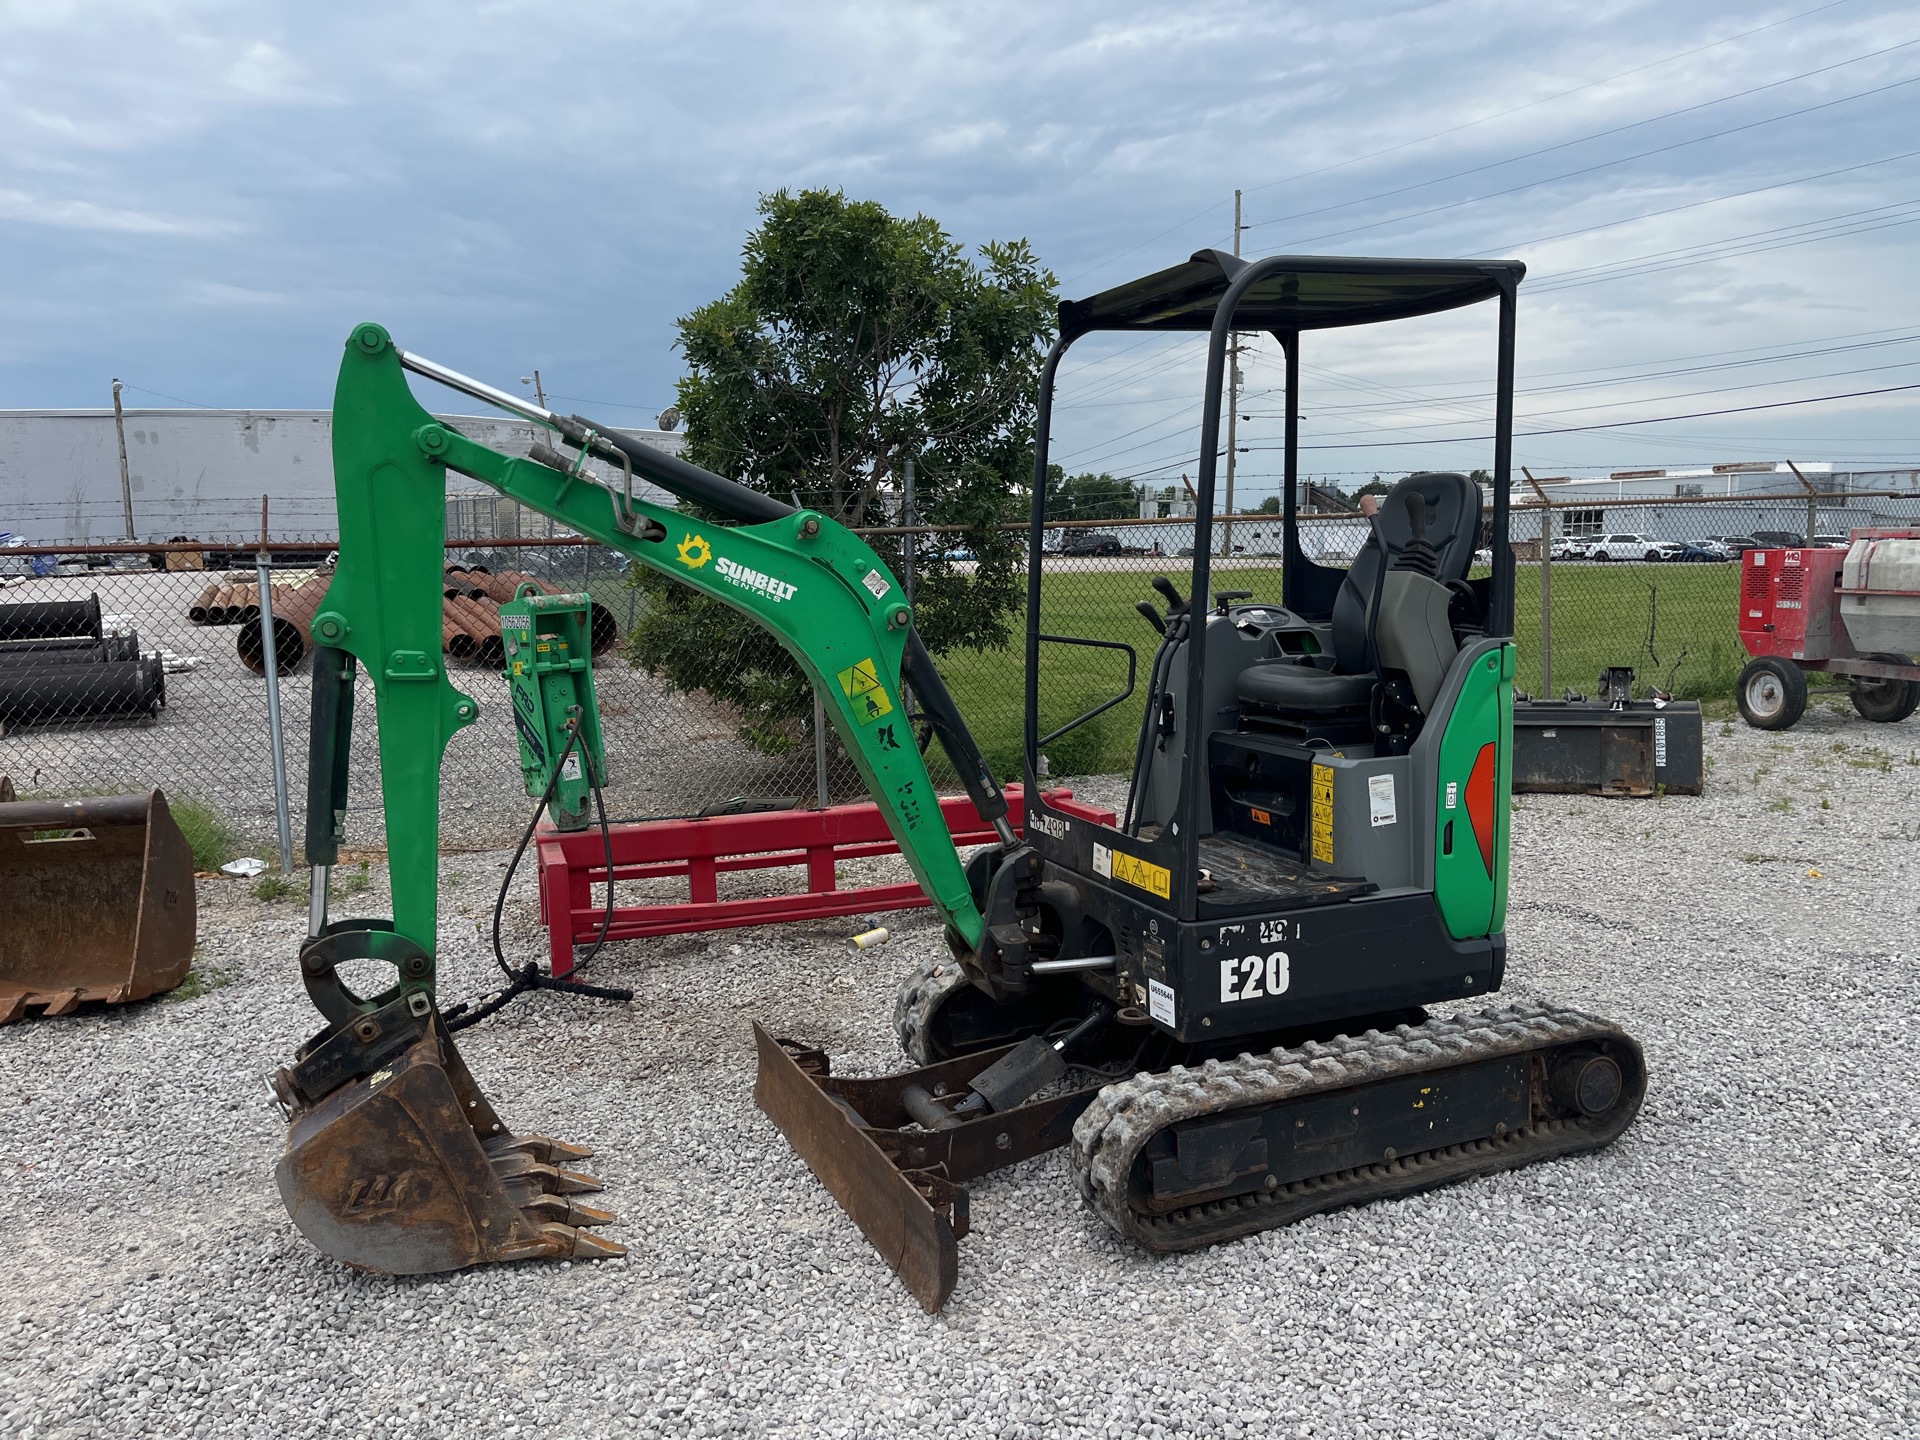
3,0,1917,498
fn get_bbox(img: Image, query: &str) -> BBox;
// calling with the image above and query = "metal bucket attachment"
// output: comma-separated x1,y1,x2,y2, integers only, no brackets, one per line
751,1021,1093,1311
0,784,196,1024
274,1012,624,1274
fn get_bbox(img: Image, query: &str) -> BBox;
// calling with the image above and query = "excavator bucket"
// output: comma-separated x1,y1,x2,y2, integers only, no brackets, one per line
274,1012,624,1274
0,780,197,1024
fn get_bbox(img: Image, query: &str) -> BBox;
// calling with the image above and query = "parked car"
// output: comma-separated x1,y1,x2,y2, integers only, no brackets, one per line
1551,536,1596,560
1057,531,1123,557
1749,530,1806,549
1673,539,1732,562
1588,532,1680,561
935,545,976,561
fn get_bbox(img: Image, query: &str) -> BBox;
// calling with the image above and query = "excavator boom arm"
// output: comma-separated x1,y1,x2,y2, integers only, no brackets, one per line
307,323,995,1022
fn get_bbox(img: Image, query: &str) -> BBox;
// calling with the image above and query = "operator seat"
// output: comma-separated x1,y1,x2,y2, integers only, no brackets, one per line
1237,472,1481,718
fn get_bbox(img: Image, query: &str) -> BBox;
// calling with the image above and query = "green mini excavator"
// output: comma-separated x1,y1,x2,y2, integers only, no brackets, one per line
272,251,1644,1306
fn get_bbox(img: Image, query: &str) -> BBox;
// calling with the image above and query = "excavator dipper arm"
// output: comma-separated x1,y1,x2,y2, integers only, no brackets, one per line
273,323,1009,1274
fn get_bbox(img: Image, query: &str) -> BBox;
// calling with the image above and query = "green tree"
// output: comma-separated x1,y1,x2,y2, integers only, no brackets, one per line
624,189,1057,754
1046,466,1139,521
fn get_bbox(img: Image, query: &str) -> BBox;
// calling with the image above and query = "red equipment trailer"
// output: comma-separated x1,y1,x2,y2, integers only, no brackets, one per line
1735,529,1920,730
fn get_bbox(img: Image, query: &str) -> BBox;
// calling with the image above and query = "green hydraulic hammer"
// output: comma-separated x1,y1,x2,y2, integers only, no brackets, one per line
271,324,1016,1274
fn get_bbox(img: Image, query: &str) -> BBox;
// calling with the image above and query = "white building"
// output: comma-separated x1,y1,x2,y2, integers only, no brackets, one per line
0,408,684,544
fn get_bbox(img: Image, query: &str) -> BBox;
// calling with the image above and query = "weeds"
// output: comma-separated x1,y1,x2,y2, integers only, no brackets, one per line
331,860,373,897
1765,796,1795,814
252,872,303,903
167,963,237,1002
169,798,237,872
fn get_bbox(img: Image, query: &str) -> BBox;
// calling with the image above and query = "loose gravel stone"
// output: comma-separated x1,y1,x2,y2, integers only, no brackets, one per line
1,706,1917,1437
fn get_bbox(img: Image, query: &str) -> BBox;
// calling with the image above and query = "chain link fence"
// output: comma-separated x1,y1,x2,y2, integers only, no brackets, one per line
4,489,1916,860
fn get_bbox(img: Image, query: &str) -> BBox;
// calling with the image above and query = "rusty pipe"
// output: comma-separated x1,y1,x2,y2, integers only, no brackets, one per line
237,574,332,676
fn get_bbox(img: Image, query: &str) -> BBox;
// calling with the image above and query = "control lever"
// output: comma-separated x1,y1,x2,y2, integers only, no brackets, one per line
1151,576,1188,614
1214,589,1253,613
1134,601,1167,635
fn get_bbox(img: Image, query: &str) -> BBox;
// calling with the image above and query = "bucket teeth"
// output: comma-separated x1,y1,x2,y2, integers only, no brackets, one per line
546,1225,628,1261
489,1151,606,1195
482,1133,596,1165
521,1194,620,1228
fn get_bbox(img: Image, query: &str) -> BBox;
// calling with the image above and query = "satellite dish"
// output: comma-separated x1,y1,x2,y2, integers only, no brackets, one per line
656,406,681,432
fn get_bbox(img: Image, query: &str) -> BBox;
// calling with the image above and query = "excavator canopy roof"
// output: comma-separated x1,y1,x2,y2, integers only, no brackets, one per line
1059,249,1525,339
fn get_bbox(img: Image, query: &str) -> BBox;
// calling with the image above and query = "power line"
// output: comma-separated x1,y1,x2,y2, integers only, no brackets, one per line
1240,381,1920,450
1053,5,1852,292
1244,33,1920,236
1250,69,1920,254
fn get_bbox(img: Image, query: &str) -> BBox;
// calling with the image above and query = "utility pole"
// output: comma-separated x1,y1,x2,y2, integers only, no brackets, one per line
111,379,135,540
1223,190,1243,561
520,370,546,408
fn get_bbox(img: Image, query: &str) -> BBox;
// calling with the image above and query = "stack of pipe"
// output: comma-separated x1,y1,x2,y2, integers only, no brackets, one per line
236,573,333,676
0,593,163,728
188,580,298,625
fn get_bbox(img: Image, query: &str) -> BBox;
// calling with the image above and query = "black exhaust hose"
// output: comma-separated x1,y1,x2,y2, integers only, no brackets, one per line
305,647,358,869
902,632,1010,829
566,412,1010,831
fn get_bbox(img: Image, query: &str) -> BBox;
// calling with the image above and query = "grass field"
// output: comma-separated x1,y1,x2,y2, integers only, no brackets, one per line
932,560,1747,779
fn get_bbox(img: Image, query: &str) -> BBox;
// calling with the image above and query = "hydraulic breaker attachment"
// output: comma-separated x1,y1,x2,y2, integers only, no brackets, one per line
273,1004,623,1274
751,1021,1099,1311
0,782,196,1024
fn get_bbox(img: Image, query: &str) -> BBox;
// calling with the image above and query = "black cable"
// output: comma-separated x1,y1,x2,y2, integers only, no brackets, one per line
444,713,632,1032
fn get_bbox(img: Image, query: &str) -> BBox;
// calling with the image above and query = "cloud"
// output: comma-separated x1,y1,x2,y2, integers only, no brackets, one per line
0,0,1913,479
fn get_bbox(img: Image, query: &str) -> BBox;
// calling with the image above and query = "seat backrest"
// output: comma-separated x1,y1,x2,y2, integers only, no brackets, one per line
1327,472,1481,673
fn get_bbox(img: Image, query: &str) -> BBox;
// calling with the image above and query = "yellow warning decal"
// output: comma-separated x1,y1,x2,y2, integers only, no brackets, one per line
1095,841,1170,898
1250,807,1271,826
836,656,895,726
1311,763,1335,864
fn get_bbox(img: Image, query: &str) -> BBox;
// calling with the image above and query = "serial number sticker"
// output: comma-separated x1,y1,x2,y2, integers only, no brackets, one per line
1310,763,1335,864
501,613,531,629
1147,978,1176,1027
1368,773,1397,828
1445,781,1459,811
862,568,891,601
1092,842,1170,897
1220,950,1290,1003
1655,716,1668,767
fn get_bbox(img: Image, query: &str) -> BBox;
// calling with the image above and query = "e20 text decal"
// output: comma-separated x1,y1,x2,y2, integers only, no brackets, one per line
1220,950,1290,1003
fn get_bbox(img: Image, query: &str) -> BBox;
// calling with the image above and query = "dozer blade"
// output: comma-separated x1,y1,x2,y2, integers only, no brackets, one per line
751,1021,1093,1312
276,1014,624,1274
0,783,196,1025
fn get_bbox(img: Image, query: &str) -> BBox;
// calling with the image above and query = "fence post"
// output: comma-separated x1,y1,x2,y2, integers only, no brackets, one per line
1522,468,1556,696
812,690,830,809
254,497,295,873
1786,460,1818,545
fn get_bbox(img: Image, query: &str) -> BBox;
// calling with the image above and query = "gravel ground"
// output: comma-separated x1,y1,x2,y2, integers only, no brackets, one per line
2,702,1918,1439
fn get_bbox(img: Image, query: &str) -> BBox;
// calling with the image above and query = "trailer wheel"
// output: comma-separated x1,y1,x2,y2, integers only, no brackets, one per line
1737,657,1808,731
1850,654,1920,724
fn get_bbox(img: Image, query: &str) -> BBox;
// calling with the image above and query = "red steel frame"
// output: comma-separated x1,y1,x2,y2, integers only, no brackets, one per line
537,786,1116,978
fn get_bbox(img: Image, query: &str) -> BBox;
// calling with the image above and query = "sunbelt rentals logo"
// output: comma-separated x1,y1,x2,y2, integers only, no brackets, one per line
676,531,797,602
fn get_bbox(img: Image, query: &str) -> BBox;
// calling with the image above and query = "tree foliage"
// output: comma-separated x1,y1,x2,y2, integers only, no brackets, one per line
624,189,1057,754
1045,466,1140,522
